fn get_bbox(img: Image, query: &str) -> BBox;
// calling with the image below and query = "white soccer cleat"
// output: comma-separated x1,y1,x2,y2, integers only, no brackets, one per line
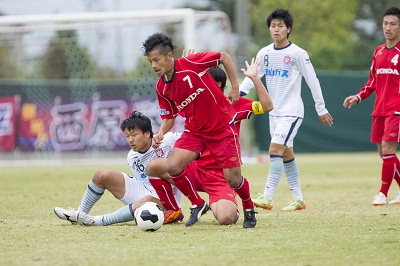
77,212,96,226
372,192,388,206
389,190,400,205
54,207,79,224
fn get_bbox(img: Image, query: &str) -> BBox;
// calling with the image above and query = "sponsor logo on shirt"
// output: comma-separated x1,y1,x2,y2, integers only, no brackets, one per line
229,156,238,161
160,109,170,115
177,88,205,111
376,68,399,75
265,68,289,78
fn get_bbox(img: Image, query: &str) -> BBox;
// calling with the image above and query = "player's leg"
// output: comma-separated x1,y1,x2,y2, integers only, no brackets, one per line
77,173,162,226
78,195,161,226
169,134,209,226
210,199,239,225
205,128,257,228
372,116,400,205
146,158,180,211
146,158,184,224
201,168,239,225
382,115,400,205
380,141,399,205
54,168,122,224
282,148,306,211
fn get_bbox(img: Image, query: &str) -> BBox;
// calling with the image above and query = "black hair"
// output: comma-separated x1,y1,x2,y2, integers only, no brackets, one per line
208,66,227,92
383,6,400,20
266,8,293,38
120,111,153,138
141,32,175,56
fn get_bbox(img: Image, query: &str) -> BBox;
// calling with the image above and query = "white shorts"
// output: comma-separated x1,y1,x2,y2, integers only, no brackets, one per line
119,173,159,205
269,116,303,148
119,173,182,208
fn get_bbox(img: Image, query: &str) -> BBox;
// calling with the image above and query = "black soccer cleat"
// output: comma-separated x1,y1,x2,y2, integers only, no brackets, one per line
185,200,210,227
243,208,257,229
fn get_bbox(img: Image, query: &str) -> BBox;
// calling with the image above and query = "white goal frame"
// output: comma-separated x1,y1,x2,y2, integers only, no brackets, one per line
0,8,233,53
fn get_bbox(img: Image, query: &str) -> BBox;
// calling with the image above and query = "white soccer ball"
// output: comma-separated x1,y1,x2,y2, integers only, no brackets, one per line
134,202,164,232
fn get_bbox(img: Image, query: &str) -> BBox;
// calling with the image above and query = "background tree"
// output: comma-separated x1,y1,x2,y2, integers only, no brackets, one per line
40,30,95,79
351,0,399,69
249,0,358,70
0,44,19,78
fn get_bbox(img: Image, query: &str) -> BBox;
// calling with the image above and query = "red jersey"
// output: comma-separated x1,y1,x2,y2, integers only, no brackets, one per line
357,42,400,116
156,52,236,135
196,97,263,170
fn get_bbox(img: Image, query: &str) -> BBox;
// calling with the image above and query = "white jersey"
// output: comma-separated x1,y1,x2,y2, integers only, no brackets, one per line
240,42,328,118
126,132,182,199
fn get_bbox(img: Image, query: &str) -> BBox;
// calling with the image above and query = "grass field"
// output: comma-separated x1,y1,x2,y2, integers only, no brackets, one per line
1,152,400,266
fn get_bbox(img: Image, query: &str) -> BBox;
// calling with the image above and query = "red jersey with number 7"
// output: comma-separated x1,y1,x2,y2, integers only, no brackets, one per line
357,42,400,116
156,52,236,135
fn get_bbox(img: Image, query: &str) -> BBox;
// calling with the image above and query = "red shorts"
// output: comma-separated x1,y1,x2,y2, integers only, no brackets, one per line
371,115,400,143
174,126,242,169
185,163,237,205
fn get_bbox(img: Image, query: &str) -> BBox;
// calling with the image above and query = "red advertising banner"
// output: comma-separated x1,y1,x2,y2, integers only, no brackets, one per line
0,96,19,152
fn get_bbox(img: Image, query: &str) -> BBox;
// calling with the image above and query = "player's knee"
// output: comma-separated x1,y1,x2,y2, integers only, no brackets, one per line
165,160,183,176
216,212,238,225
92,168,112,184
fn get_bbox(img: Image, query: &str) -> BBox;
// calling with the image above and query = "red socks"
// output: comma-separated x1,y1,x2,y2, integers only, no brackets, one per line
170,169,204,207
380,154,398,196
234,176,254,210
148,177,180,211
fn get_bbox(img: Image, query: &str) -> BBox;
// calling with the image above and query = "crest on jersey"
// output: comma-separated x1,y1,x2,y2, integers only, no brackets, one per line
155,148,164,157
283,56,291,64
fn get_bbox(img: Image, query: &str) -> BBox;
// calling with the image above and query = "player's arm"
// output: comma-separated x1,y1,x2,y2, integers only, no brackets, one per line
241,58,273,113
344,53,377,108
153,118,175,147
298,51,333,126
220,52,239,104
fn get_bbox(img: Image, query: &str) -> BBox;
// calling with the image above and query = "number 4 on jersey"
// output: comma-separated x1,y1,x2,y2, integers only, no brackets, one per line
391,54,399,66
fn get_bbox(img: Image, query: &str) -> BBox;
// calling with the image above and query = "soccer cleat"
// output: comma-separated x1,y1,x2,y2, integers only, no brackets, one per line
185,201,210,227
77,212,95,226
163,209,184,224
373,192,388,206
389,190,400,205
54,207,79,225
243,208,257,229
282,199,306,211
252,193,273,210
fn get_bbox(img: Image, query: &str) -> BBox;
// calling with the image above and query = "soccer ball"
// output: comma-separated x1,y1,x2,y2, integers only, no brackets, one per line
134,202,164,232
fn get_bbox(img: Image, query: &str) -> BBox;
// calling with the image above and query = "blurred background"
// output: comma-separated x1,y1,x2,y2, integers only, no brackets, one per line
0,0,398,158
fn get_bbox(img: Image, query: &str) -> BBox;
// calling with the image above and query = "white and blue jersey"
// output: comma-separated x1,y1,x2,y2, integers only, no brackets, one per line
125,132,182,202
240,42,328,118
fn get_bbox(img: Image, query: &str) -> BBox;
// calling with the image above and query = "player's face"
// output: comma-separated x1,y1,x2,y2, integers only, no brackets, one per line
124,128,151,152
383,15,400,42
269,19,290,45
147,48,174,78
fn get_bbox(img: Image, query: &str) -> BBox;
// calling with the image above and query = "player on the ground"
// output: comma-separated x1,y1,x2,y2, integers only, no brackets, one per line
343,6,400,206
240,8,333,211
147,57,273,226
142,33,257,228
54,111,183,226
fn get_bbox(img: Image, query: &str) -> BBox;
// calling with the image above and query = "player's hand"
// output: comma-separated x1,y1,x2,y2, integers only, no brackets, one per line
318,113,333,127
227,87,239,104
241,57,259,78
152,133,164,148
182,49,195,57
343,95,359,108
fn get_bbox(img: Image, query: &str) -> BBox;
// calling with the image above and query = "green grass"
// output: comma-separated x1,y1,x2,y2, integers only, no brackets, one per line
1,152,400,266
